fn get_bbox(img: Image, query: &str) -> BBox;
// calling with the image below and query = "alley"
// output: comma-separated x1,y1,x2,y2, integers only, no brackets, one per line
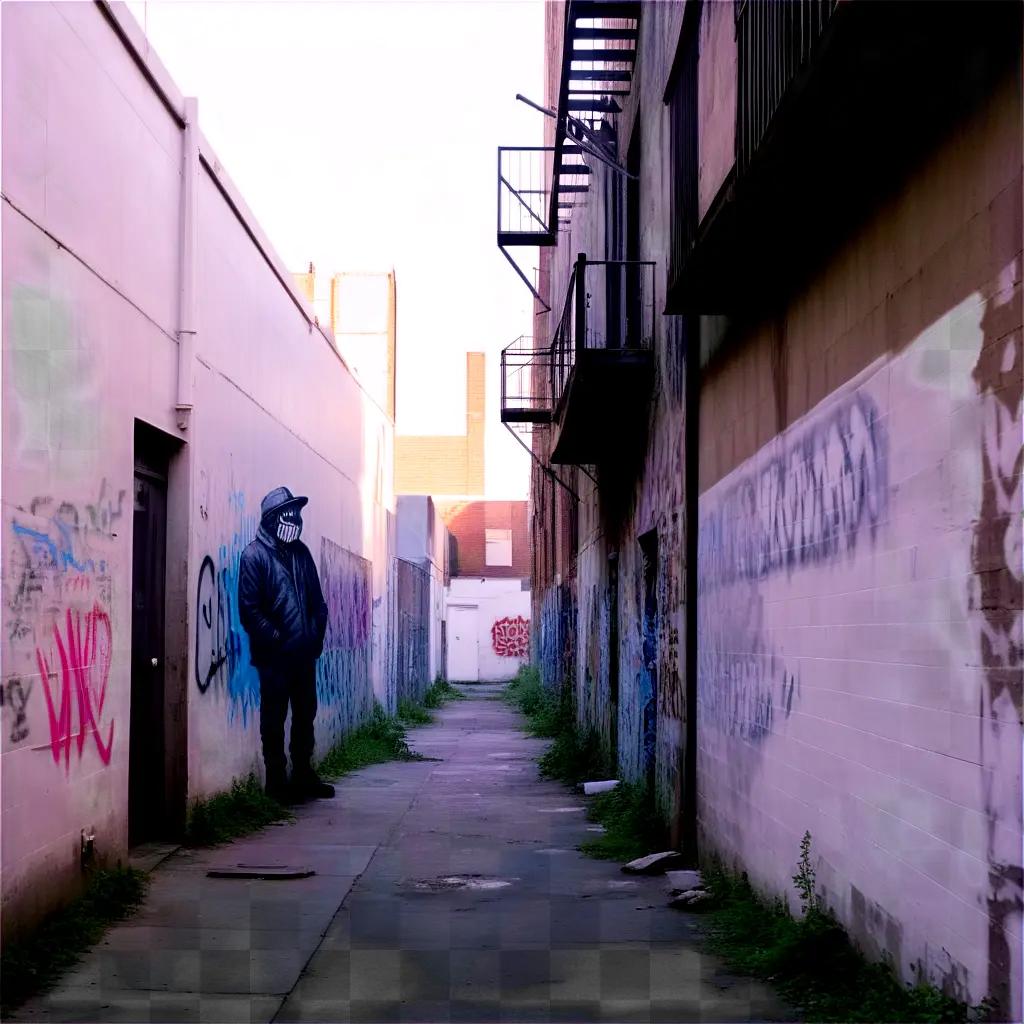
13,687,786,1023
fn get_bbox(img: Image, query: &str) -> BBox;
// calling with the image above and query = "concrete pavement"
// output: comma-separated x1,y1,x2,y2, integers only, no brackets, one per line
13,684,790,1023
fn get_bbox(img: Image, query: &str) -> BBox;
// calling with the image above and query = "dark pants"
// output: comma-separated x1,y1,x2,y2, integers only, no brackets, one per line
258,660,317,785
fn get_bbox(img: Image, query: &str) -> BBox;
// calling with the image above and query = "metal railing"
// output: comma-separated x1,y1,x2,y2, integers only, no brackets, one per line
500,335,552,423
498,147,555,240
736,0,840,174
550,255,656,415
667,12,700,290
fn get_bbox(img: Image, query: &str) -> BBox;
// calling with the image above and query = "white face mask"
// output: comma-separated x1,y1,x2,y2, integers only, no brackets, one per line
276,510,302,544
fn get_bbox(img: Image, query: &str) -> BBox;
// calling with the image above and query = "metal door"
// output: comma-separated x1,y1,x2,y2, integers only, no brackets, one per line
446,605,479,682
129,458,168,845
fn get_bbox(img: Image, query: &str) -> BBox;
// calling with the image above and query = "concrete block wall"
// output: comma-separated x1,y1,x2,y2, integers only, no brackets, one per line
1,1,397,939
696,64,1022,1013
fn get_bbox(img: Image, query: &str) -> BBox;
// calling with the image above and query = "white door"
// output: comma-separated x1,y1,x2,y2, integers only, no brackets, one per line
447,605,479,682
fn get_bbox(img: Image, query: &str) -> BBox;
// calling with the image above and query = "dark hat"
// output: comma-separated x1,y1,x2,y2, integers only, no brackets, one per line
260,486,309,521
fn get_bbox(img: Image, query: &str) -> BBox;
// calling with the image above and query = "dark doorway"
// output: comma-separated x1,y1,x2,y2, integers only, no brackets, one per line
129,424,170,846
639,529,659,791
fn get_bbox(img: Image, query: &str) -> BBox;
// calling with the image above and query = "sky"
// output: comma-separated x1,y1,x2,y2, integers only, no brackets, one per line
124,0,545,499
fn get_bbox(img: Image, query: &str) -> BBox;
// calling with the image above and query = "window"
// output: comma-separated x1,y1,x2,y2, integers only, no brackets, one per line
485,528,513,567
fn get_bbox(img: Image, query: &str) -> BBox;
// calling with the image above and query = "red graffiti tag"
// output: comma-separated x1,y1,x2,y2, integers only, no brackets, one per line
35,605,114,771
492,615,530,659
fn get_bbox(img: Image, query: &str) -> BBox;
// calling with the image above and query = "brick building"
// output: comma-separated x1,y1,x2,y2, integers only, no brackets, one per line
435,499,530,580
498,0,1022,1014
394,352,485,497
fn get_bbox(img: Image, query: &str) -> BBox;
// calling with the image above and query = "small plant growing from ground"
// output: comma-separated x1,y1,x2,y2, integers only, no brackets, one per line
423,678,465,709
699,834,989,1023
318,704,424,779
184,773,292,846
793,829,820,916
580,781,667,862
505,667,608,783
397,679,464,726
505,666,667,859
397,697,433,725
0,866,148,1014
504,665,547,717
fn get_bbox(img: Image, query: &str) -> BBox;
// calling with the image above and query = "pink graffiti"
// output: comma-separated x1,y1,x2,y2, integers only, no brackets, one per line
492,615,530,659
35,604,114,771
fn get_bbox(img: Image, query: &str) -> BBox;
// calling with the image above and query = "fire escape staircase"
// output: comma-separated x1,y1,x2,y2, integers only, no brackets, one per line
497,0,640,311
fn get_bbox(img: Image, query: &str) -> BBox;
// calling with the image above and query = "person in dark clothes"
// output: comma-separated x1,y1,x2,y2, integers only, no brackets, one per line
239,486,334,802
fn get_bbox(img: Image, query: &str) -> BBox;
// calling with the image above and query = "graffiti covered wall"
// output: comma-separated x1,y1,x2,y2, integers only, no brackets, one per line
696,64,1022,1010
528,0,1020,1010
2,1,397,937
318,539,375,738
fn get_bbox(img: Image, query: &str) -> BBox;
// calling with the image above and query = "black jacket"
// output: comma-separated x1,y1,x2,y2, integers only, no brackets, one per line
238,527,328,668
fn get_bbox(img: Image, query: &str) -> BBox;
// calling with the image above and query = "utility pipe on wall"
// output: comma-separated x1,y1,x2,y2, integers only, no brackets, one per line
176,96,198,431
682,315,700,861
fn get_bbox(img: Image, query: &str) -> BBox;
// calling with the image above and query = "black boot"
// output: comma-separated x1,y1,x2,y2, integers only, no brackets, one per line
293,770,335,799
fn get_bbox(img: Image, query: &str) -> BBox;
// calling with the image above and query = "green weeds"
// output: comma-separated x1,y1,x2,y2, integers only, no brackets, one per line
579,781,667,861
0,867,148,1014
397,698,433,725
397,678,464,726
701,833,990,1023
422,678,465,708
507,664,984,1020
505,666,666,857
184,773,292,846
318,704,424,779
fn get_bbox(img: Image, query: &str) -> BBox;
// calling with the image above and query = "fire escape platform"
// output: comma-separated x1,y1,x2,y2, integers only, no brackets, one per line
667,0,1021,314
550,348,654,465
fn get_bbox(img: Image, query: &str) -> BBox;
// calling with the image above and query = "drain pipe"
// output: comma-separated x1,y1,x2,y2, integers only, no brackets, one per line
682,315,700,862
176,97,198,431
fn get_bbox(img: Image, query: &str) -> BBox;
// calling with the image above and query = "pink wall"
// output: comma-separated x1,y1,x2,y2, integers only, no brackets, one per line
2,1,396,937
697,66,1022,1013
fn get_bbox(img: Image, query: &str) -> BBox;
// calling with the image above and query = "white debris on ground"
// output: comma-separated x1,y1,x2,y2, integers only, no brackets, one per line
621,851,686,875
666,869,703,893
669,889,714,909
580,780,619,795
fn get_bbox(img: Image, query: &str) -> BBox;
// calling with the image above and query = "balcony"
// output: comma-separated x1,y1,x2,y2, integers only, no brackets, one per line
666,0,1022,314
497,147,555,249
500,336,552,426
501,256,655,466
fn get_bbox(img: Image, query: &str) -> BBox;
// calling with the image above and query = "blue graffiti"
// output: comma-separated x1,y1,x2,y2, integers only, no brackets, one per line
539,583,576,693
195,492,260,725
698,390,886,743
12,522,102,576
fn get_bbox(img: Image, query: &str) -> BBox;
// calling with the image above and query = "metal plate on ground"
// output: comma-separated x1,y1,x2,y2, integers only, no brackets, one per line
207,863,316,880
